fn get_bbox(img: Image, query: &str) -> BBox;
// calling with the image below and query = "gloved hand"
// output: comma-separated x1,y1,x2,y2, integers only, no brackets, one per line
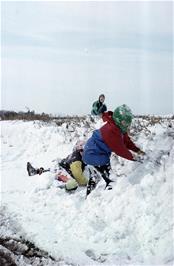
137,150,146,156
99,105,107,114
133,152,146,163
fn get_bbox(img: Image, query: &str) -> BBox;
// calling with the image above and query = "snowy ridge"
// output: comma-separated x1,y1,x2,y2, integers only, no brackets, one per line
1,117,174,265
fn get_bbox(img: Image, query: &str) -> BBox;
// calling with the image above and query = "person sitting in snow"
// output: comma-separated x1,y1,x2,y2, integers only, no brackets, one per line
27,141,88,192
83,104,145,190
91,94,107,116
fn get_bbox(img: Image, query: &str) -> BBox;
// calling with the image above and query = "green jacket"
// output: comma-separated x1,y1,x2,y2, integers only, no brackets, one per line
91,100,107,115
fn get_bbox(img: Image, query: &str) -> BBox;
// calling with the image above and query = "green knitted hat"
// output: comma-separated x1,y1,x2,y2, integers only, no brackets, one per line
112,104,134,133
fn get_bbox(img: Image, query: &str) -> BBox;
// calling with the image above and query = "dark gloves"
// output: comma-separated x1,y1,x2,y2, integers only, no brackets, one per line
99,104,107,114
133,150,146,163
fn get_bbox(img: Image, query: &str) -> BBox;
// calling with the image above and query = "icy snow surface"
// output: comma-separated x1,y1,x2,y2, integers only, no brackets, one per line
1,117,174,265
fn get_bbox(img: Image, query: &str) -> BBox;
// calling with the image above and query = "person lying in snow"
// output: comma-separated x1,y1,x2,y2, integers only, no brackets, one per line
91,94,107,116
83,104,146,190
27,141,88,192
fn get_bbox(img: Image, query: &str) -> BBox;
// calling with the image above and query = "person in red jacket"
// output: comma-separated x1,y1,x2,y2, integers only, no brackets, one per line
83,104,145,189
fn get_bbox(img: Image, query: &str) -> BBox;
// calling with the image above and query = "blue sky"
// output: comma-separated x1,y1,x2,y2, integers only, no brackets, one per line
1,1,173,115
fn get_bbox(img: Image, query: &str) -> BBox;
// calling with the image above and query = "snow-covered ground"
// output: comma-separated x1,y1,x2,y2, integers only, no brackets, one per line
1,117,174,265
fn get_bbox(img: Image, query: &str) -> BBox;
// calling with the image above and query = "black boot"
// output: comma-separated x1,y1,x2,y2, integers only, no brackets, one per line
86,176,97,197
105,183,113,190
95,165,113,190
27,162,49,176
27,162,38,176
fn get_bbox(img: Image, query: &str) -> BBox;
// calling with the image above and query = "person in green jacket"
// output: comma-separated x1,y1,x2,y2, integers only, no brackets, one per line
91,94,107,116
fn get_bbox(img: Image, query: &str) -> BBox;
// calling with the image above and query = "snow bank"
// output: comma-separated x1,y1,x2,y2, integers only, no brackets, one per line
1,117,173,265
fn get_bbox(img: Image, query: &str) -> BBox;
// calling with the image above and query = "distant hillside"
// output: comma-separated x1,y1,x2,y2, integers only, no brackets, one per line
0,109,87,125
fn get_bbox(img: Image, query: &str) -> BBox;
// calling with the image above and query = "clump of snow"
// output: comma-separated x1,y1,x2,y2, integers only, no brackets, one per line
1,117,174,265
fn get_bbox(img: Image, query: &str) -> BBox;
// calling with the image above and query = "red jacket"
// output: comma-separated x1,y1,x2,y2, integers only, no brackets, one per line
100,111,140,161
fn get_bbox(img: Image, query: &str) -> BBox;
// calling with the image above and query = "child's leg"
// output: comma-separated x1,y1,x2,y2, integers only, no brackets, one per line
94,164,113,187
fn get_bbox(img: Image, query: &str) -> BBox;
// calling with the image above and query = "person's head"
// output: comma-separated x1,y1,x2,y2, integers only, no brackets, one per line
73,140,85,153
99,94,105,103
112,104,134,133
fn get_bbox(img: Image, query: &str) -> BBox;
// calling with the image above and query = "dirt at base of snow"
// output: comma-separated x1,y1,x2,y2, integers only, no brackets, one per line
0,236,58,266
0,207,73,266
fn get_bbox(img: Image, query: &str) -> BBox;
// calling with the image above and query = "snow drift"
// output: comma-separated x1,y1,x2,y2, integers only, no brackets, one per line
1,116,173,265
